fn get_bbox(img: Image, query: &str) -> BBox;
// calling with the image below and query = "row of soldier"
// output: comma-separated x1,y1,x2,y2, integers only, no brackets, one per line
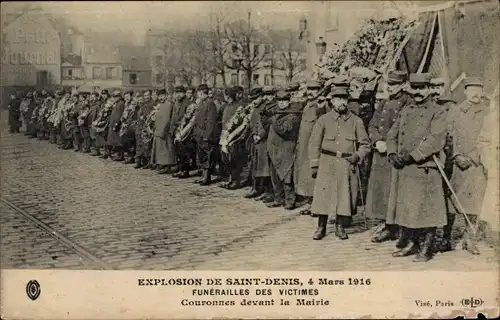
7,71,498,263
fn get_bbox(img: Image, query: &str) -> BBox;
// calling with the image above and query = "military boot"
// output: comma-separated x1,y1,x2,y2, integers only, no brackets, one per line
462,231,480,255
413,228,436,262
335,216,348,240
371,224,398,243
177,171,190,179
313,215,328,240
393,228,418,257
439,213,455,252
199,169,212,186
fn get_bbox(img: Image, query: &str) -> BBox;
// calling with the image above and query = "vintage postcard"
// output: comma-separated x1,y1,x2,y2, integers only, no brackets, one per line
1,1,498,319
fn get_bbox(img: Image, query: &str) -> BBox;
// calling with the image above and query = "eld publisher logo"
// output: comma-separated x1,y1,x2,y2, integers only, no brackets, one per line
26,280,41,301
461,297,484,308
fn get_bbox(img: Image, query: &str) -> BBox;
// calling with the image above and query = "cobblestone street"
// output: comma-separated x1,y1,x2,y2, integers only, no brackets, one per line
1,116,497,271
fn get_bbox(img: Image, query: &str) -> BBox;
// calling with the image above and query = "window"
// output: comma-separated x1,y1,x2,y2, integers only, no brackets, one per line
92,67,102,79
230,73,238,85
241,76,248,86
232,42,238,54
129,73,138,85
106,67,117,79
252,74,260,86
37,71,49,85
155,73,164,85
264,44,270,55
68,69,73,77
264,74,272,86
232,59,242,69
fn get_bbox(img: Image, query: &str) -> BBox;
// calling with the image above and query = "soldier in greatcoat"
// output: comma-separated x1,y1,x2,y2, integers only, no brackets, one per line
78,91,93,153
264,90,302,209
7,92,22,133
192,84,218,185
60,93,78,150
386,73,448,262
24,91,37,137
152,89,177,174
119,91,139,163
171,86,194,178
88,92,103,156
294,80,327,215
367,71,412,243
48,89,64,144
106,90,126,161
247,86,276,203
309,86,371,240
134,90,155,168
443,77,490,255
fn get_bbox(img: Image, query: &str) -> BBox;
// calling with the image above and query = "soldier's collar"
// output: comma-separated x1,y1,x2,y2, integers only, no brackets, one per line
333,111,351,120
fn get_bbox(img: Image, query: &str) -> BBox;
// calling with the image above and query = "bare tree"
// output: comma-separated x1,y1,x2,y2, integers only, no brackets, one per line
274,30,307,84
208,13,231,89
225,11,269,90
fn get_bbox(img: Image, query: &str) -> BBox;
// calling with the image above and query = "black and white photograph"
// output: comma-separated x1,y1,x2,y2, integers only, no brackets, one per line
0,0,498,318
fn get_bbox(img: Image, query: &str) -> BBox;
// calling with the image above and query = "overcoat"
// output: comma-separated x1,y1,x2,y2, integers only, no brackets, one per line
446,98,489,215
250,99,276,178
8,98,22,129
152,100,177,166
309,110,371,217
386,98,448,228
88,100,101,140
107,99,125,147
192,98,218,143
365,93,411,221
267,103,302,183
170,97,191,137
135,101,155,157
294,101,330,197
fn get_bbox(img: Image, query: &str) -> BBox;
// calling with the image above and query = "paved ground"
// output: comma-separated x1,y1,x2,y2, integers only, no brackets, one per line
1,113,497,270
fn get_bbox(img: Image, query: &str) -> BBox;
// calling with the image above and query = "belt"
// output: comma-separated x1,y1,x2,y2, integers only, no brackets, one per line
320,149,353,158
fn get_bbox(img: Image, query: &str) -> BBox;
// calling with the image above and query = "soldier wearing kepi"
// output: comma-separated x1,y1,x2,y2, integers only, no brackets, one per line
107,89,126,161
7,91,22,133
192,84,218,185
367,70,412,243
294,80,327,215
386,73,448,262
171,86,194,178
88,92,102,155
134,89,155,168
152,88,177,174
442,77,490,255
265,90,302,209
309,86,371,240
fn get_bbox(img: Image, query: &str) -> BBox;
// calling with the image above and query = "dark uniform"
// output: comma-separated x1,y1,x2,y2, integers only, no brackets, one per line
7,94,22,133
107,90,126,161
171,87,195,178
134,92,155,168
367,71,412,242
266,91,302,209
192,84,218,185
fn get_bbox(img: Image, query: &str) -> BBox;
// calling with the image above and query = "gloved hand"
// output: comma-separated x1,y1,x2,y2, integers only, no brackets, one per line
311,167,318,179
454,155,473,170
345,153,360,165
374,141,387,153
398,149,414,165
389,153,404,169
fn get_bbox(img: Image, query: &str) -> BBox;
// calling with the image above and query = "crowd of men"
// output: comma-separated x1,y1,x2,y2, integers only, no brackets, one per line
6,71,499,263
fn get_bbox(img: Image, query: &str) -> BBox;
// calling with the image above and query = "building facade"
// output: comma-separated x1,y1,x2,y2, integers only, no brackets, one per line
1,12,61,86
82,42,122,89
120,45,152,89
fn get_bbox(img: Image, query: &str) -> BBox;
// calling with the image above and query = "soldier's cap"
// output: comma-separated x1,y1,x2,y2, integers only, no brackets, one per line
464,76,483,88
276,90,290,101
174,85,186,93
123,90,134,95
306,80,321,89
224,87,237,98
197,84,209,92
112,89,121,96
91,91,100,97
286,82,300,92
331,75,350,87
101,89,109,95
387,70,407,85
359,90,374,102
430,78,446,86
249,87,263,98
157,88,167,95
330,86,350,97
262,86,276,94
233,85,244,93
409,73,431,87
55,88,65,95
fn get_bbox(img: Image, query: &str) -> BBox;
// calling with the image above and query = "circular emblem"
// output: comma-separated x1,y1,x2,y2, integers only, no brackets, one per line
26,280,41,301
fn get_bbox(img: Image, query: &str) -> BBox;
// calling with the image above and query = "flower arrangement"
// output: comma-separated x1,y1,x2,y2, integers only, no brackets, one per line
47,97,68,128
174,99,200,143
119,100,140,137
141,103,160,143
219,96,264,153
92,99,114,133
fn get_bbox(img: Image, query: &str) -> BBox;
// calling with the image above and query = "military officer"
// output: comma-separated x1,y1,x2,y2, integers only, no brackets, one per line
443,77,490,255
386,73,448,262
294,80,327,215
192,84,218,185
134,89,155,168
265,90,302,209
367,70,412,243
48,88,64,144
7,91,22,133
309,86,371,240
171,86,195,178
88,92,103,156
152,88,177,174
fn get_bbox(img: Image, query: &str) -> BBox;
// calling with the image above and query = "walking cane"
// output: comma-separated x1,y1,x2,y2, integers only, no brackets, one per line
354,164,369,230
432,154,477,236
